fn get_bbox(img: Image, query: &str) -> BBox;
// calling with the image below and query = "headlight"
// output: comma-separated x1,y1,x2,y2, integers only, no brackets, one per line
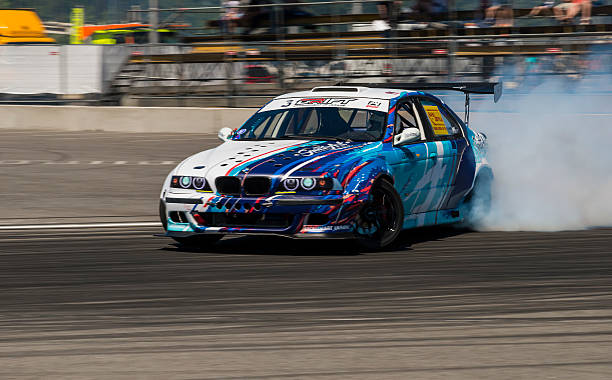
193,177,206,190
282,177,334,192
179,176,192,189
301,177,316,191
171,176,209,191
283,177,299,191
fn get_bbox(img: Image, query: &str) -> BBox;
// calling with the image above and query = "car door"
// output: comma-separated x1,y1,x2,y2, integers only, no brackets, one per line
388,98,444,216
410,97,462,213
437,105,477,210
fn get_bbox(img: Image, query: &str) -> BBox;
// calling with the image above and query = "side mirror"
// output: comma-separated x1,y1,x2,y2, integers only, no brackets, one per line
394,127,421,146
218,127,233,142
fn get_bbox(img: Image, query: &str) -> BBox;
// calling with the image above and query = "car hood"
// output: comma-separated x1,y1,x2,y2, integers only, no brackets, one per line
175,139,381,181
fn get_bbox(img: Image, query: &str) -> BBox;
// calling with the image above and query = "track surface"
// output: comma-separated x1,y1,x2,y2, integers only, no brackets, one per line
0,129,213,225
1,130,612,379
2,227,612,379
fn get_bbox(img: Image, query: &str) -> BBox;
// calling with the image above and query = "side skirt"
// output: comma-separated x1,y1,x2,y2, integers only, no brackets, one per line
403,209,462,229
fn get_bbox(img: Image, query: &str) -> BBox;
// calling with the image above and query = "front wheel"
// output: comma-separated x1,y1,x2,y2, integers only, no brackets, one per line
355,180,404,250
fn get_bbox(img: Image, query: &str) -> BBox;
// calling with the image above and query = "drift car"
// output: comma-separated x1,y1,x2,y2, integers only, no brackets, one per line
159,82,501,249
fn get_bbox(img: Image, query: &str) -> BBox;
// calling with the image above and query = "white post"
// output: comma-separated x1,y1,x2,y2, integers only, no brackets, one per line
149,0,159,44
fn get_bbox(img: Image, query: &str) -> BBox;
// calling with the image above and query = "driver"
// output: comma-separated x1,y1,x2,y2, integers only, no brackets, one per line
316,108,350,137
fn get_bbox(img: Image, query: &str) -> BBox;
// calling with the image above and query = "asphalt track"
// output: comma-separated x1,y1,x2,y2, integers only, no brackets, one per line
1,130,612,379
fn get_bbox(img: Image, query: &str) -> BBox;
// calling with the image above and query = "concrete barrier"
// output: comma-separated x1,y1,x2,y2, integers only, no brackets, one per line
1,105,609,134
0,105,258,133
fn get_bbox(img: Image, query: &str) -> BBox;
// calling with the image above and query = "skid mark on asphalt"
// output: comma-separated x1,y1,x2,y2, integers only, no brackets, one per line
0,160,176,165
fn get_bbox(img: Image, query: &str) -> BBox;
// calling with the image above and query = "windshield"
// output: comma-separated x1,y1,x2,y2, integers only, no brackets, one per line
235,107,387,142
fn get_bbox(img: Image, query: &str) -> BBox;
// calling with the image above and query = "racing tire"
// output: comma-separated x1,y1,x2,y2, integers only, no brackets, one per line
355,179,404,251
462,172,493,227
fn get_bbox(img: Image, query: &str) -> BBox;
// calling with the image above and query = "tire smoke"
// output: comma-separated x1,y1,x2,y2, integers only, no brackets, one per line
469,75,612,231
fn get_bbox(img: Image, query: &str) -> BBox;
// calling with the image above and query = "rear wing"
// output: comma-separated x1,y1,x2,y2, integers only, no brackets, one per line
337,81,502,127
342,81,502,103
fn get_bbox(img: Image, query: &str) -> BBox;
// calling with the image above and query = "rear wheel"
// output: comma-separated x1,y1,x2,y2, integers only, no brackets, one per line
462,172,493,227
355,180,403,250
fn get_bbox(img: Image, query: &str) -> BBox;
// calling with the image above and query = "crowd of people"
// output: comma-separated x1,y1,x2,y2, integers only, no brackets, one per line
220,0,316,34
481,0,598,27
527,0,595,25
219,0,602,34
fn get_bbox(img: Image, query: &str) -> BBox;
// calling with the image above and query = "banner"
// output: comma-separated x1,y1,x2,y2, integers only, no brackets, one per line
0,46,103,94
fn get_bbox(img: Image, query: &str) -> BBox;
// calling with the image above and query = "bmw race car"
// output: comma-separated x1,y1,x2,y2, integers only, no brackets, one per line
159,82,501,249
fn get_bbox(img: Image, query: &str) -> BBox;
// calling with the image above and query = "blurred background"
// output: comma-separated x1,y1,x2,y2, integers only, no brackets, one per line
0,0,610,107
2,4,612,378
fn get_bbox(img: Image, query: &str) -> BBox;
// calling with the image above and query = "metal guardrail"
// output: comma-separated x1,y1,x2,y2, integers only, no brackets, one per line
101,27,611,107
43,21,72,35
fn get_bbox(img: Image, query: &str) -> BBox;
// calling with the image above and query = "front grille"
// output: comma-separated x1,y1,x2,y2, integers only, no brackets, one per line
215,176,241,195
243,177,271,195
200,212,292,229
306,213,329,226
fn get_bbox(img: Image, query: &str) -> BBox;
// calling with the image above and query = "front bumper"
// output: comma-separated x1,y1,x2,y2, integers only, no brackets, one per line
162,193,363,238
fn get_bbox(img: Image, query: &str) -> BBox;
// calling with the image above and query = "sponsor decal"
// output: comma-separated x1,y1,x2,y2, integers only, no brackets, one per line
423,105,450,136
296,98,357,106
296,141,352,157
260,97,390,113
302,225,352,232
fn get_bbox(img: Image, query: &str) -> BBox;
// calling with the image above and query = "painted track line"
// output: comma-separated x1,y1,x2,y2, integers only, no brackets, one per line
0,222,161,230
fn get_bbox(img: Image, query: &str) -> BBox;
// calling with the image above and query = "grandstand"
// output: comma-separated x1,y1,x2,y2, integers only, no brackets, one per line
1,1,610,106
103,1,611,106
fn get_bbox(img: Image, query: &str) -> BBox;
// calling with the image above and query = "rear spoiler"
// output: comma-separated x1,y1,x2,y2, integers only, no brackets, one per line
336,81,502,126
342,81,502,103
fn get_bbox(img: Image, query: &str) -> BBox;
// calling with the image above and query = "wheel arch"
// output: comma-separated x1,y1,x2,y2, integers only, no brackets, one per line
374,173,394,186
473,165,494,188
341,158,394,199
465,165,494,202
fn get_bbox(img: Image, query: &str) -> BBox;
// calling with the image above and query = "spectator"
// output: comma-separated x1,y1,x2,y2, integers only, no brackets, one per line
554,0,592,24
241,0,273,35
476,0,491,20
241,0,315,35
221,0,243,34
554,0,578,23
527,0,556,17
577,0,592,24
486,1,514,27
376,1,402,29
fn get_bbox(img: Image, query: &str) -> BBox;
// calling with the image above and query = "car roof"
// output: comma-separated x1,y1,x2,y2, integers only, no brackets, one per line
274,86,422,101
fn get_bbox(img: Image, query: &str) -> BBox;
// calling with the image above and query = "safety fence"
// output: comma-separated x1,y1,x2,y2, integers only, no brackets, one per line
1,38,610,107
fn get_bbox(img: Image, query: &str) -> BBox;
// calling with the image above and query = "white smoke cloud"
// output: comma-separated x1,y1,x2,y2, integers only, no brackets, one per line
469,74,612,231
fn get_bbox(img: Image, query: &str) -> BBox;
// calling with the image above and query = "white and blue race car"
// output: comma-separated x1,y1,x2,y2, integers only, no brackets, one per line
159,82,500,249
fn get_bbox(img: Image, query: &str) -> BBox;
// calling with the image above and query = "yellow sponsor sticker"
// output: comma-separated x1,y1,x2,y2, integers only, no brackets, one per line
423,105,449,136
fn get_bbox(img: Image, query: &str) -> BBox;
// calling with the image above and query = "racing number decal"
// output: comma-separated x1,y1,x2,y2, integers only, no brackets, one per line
423,105,449,136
